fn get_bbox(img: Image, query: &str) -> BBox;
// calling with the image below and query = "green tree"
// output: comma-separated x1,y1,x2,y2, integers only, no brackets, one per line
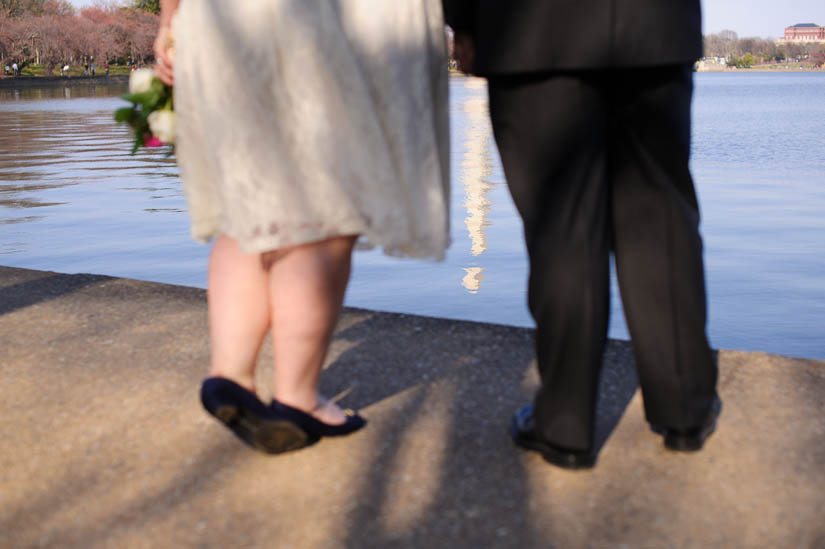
133,0,159,15
742,52,754,67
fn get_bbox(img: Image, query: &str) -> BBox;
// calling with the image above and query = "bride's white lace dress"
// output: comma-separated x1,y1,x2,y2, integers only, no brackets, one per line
173,0,450,259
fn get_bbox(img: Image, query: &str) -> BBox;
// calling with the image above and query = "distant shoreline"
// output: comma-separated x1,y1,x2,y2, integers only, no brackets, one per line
696,61,823,73
445,66,821,76
2,69,821,90
0,75,129,89
697,67,824,72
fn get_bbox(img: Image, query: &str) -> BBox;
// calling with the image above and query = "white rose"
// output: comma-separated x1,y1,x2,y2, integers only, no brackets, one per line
129,68,155,94
147,109,176,144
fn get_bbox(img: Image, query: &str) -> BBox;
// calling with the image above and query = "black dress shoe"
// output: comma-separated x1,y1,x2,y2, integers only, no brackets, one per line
651,395,722,452
270,399,367,438
510,404,596,470
200,377,312,454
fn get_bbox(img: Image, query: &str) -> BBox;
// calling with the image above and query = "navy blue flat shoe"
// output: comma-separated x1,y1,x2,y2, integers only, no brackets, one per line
269,399,367,438
200,377,314,454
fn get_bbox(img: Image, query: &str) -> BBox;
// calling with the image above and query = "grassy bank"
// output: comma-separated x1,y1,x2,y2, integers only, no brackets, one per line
3,63,135,78
697,62,823,72
746,62,823,71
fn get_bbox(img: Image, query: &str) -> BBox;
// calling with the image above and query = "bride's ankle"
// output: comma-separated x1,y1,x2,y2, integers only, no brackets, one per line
209,370,256,394
275,393,346,425
273,392,319,413
309,397,347,425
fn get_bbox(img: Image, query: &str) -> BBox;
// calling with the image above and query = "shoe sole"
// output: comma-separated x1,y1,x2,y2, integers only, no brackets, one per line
662,398,722,452
664,420,717,452
510,418,596,470
540,447,596,469
214,404,312,454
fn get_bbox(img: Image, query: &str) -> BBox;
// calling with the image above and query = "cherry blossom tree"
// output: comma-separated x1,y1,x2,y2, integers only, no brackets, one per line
0,2,159,72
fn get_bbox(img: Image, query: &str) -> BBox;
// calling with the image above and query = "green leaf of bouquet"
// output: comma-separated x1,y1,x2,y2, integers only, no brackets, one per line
151,78,167,95
144,92,163,110
133,118,150,135
114,107,135,123
125,90,158,108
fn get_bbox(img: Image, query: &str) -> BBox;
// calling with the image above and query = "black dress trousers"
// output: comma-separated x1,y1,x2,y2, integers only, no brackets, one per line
488,65,718,450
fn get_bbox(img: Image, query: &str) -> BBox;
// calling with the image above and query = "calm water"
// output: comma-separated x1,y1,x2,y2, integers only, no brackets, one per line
1,73,823,359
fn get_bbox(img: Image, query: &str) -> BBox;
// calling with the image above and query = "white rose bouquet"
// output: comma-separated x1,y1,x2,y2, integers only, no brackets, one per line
115,68,175,154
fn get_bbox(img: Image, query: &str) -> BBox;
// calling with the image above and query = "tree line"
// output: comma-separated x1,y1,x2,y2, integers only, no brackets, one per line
0,0,158,74
3,5,824,75
704,29,825,67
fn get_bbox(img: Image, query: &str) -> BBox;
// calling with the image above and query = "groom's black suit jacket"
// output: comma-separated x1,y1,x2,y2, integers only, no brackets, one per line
444,0,702,75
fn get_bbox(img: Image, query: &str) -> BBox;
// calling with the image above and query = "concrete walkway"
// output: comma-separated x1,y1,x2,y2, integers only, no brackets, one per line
1,265,823,548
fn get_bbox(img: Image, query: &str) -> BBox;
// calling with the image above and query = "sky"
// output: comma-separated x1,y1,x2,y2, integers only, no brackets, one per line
701,0,825,38
67,0,825,40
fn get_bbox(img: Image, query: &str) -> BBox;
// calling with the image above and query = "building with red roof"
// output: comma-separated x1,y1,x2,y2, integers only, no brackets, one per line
779,23,825,43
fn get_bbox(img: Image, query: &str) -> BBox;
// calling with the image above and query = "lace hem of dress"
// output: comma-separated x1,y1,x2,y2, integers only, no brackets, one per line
191,218,448,261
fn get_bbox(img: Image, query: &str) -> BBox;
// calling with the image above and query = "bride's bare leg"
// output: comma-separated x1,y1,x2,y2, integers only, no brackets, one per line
207,235,271,392
267,235,357,425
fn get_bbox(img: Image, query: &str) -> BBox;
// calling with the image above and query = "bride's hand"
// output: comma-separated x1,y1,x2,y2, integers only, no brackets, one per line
154,25,175,86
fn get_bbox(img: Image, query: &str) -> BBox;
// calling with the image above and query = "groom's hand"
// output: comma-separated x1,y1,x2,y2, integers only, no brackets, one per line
453,31,476,75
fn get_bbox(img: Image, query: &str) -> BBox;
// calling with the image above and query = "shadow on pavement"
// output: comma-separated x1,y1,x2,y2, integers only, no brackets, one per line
0,269,111,315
